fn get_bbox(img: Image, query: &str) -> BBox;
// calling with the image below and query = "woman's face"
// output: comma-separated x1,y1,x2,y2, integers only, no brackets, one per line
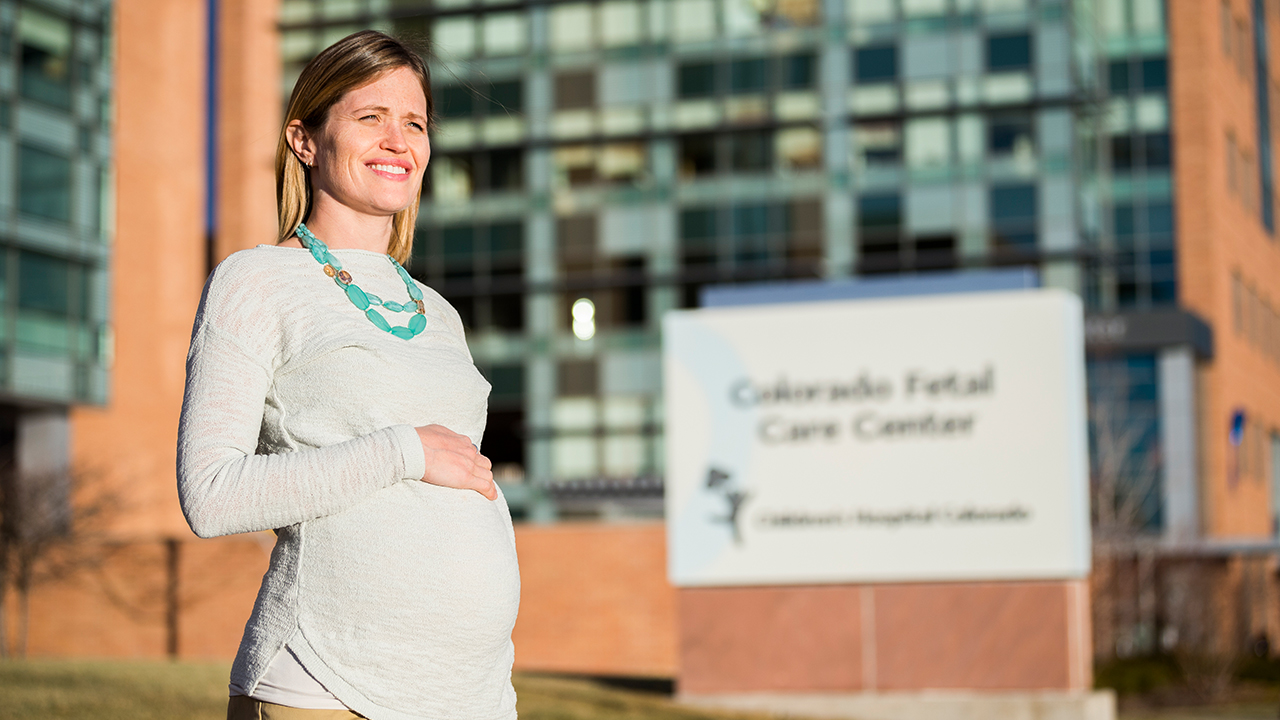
293,66,431,219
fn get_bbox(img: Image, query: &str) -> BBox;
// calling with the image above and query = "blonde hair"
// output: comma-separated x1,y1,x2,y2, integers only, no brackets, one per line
276,30,434,264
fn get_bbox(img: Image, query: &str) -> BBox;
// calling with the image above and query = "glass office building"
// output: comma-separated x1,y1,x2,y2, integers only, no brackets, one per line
0,0,111,465
279,0,1190,527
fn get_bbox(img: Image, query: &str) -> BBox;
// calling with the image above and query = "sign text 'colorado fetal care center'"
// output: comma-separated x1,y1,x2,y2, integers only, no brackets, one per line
663,290,1091,587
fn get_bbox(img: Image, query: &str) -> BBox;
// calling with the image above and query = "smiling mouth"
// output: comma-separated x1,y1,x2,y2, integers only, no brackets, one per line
369,163,409,175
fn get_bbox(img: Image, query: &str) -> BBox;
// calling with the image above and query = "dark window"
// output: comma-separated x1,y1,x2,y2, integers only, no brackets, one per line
730,57,768,94
437,85,474,119
780,53,816,89
487,80,523,115
678,62,717,98
1142,132,1171,168
18,251,70,316
990,183,1037,251
19,8,72,110
859,193,901,229
1111,135,1133,171
679,133,717,177
1141,58,1167,92
855,45,897,83
914,235,957,271
19,144,71,222
989,114,1034,156
680,207,718,267
858,193,903,275
1113,204,1136,244
555,70,595,109
729,130,772,172
487,149,524,191
1108,60,1130,95
987,33,1031,72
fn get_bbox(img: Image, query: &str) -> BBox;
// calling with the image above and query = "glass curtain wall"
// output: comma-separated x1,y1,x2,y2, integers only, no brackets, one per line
1,1,112,406
279,0,1176,521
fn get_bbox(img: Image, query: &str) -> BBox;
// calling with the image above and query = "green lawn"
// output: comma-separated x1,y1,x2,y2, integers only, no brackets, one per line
1,658,1276,720
0,659,775,720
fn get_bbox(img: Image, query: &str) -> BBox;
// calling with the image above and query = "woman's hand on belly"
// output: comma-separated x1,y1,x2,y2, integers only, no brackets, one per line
415,424,497,500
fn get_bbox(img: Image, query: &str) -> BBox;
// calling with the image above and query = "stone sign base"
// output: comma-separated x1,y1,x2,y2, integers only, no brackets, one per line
680,690,1116,720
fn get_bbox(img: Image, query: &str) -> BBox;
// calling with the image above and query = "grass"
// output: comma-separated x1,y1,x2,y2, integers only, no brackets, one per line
0,659,778,720
2,657,1278,720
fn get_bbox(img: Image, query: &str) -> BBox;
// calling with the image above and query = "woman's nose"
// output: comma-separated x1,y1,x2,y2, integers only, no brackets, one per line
382,123,408,152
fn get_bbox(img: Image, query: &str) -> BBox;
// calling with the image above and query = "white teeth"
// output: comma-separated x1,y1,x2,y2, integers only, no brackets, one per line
370,164,408,175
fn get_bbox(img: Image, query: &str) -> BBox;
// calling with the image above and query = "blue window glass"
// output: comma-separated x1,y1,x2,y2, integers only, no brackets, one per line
18,251,70,316
855,45,897,83
991,184,1036,222
1143,132,1171,168
679,62,717,98
729,130,772,172
987,33,1031,71
19,144,71,222
990,184,1037,251
443,225,476,273
1141,58,1167,92
1113,204,1136,244
1147,202,1174,237
989,114,1033,155
19,8,72,111
858,193,901,229
1086,353,1164,531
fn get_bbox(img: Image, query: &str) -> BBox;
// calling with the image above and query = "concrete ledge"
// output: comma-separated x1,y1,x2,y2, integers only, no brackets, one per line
679,690,1116,720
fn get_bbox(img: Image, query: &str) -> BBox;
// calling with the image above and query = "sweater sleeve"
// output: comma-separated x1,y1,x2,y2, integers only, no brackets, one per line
176,260,427,539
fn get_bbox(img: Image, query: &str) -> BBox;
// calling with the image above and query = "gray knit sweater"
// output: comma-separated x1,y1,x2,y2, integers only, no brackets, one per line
177,246,520,720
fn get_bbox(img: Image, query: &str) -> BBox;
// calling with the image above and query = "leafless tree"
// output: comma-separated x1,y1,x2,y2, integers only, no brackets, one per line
0,463,125,657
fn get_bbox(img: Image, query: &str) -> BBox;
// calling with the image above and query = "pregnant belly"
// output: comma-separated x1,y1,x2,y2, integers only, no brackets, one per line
294,482,520,686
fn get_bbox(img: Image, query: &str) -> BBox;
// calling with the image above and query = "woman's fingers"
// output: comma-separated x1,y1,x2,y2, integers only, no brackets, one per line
414,424,499,500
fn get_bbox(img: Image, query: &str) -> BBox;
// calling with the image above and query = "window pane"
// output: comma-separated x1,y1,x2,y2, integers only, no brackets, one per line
679,133,717,176
776,127,822,171
433,17,476,58
987,33,1031,71
990,184,1037,223
1111,135,1133,171
487,149,524,190
487,80,523,114
855,45,897,83
550,3,595,51
601,1,643,46
729,57,768,94
905,117,951,168
1140,58,1167,92
437,85,474,119
1143,132,1171,168
989,113,1034,158
19,144,71,222
18,251,70,315
555,70,596,109
679,62,717,98
19,7,72,109
431,155,474,201
859,193,901,229
1108,60,1130,95
729,130,772,171
855,122,902,167
779,53,816,89
481,13,527,56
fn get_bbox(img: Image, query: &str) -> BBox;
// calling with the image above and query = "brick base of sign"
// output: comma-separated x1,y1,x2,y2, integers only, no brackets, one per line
677,580,1092,695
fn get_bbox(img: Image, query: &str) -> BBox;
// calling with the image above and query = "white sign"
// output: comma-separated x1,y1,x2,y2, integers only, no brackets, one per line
663,290,1090,587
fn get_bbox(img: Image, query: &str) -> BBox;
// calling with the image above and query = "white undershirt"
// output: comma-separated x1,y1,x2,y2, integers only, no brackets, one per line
229,645,349,710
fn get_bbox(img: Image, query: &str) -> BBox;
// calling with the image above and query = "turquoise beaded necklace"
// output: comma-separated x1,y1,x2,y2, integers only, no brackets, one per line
295,223,428,340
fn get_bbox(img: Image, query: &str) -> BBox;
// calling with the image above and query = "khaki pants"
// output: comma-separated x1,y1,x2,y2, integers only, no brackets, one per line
227,695,366,719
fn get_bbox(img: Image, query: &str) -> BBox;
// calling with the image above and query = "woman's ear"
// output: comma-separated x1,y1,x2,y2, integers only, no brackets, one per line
286,119,316,167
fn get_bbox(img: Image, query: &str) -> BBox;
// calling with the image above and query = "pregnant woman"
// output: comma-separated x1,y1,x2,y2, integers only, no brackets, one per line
177,30,519,720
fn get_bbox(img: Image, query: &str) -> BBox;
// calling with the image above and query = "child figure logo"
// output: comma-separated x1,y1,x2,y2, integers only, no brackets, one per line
706,467,750,545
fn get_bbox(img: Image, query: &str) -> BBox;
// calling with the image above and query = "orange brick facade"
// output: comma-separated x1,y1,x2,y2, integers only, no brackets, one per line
1169,0,1280,538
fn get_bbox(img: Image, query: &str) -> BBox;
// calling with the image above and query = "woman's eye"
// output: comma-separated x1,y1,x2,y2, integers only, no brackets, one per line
360,114,378,121
408,121,425,131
